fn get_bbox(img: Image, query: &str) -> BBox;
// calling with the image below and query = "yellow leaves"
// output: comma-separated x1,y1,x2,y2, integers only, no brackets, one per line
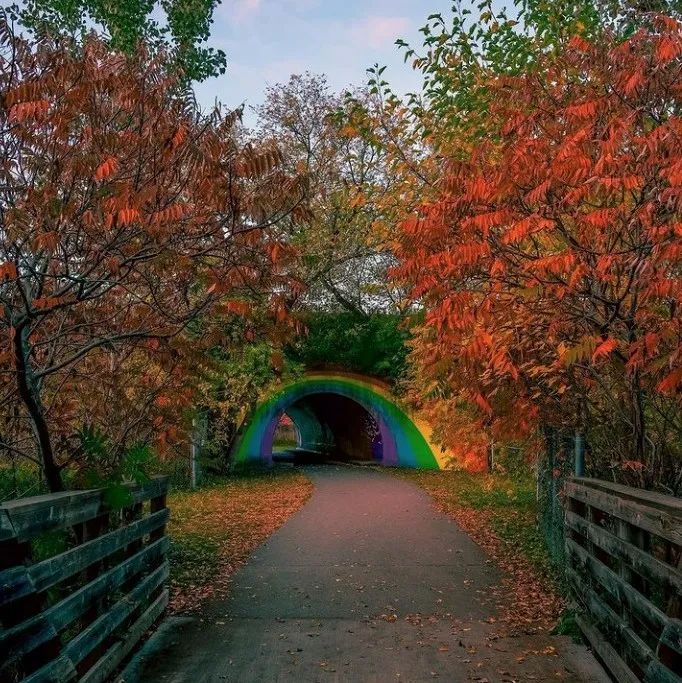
349,192,366,208
340,125,358,138
94,157,118,181
559,336,619,366
558,337,593,366
0,262,17,281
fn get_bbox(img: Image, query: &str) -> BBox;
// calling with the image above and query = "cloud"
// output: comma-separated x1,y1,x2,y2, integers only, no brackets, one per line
230,0,263,23
351,15,410,49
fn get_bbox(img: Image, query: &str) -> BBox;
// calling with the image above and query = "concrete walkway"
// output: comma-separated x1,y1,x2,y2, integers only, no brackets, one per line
132,466,608,683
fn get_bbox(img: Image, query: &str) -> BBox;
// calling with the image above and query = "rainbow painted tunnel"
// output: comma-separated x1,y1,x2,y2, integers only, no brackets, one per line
232,373,446,469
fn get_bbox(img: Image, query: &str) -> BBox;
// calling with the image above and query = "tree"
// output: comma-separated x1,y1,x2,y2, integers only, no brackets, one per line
0,18,302,491
253,73,405,316
286,310,409,381
395,16,682,488
12,0,225,80
396,1,682,146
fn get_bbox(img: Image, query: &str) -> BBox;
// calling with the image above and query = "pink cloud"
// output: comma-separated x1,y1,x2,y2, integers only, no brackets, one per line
351,16,410,49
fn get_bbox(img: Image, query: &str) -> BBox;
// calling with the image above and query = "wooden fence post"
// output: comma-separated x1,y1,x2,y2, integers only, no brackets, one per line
0,477,170,683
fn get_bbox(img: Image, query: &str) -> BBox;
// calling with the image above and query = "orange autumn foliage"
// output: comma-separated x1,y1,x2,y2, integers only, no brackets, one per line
396,18,682,483
0,23,304,490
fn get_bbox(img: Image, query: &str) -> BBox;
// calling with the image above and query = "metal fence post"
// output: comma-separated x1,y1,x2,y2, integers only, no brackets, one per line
574,430,585,477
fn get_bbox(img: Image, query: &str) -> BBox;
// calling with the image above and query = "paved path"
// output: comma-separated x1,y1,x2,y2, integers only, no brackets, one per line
132,466,608,683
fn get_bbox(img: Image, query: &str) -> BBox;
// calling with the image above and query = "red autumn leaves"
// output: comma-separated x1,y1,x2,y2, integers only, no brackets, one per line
396,18,682,474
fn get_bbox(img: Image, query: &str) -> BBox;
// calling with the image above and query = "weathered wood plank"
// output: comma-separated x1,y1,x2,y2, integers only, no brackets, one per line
659,620,682,657
0,537,168,663
567,537,669,634
567,567,653,671
572,479,682,515
0,509,15,542
128,477,168,507
644,660,682,683
80,589,168,683
566,511,682,595
63,562,168,667
566,479,682,683
576,614,640,683
0,490,104,541
0,615,60,671
0,509,169,607
20,654,78,683
0,477,169,541
0,479,169,682
565,482,682,545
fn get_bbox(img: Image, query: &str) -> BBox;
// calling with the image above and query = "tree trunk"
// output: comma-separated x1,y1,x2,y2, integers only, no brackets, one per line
13,323,63,492
630,370,647,463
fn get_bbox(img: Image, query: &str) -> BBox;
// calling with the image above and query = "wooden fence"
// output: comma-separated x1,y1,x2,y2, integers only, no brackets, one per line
565,477,682,683
0,477,169,683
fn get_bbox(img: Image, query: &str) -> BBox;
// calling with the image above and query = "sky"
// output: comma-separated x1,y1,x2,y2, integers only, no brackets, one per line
194,0,439,124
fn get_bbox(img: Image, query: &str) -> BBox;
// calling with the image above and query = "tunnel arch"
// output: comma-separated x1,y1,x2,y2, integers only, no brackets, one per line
232,373,443,469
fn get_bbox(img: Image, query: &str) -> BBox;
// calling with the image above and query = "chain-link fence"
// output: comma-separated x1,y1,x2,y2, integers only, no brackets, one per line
537,428,584,567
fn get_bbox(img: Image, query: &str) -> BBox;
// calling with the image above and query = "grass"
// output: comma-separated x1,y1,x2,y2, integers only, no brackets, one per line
167,466,313,613
395,469,565,633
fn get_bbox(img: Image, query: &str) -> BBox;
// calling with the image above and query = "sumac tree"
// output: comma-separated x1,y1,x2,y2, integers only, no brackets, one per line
396,17,682,488
0,20,302,490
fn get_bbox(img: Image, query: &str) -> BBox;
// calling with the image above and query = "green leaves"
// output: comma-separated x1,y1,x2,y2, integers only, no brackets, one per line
286,312,410,382
16,0,226,81
391,0,647,146
76,426,152,509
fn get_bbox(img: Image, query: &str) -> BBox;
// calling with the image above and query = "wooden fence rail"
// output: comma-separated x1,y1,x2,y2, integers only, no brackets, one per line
564,477,682,683
0,477,169,683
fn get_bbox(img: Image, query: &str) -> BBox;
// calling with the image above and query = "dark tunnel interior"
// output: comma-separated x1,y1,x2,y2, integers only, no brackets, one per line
272,392,382,463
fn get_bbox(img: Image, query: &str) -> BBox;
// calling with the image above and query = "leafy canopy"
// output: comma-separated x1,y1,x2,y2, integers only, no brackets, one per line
12,0,225,80
395,15,682,485
286,312,409,382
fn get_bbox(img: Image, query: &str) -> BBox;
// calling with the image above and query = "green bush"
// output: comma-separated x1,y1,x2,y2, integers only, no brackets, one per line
287,311,409,381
